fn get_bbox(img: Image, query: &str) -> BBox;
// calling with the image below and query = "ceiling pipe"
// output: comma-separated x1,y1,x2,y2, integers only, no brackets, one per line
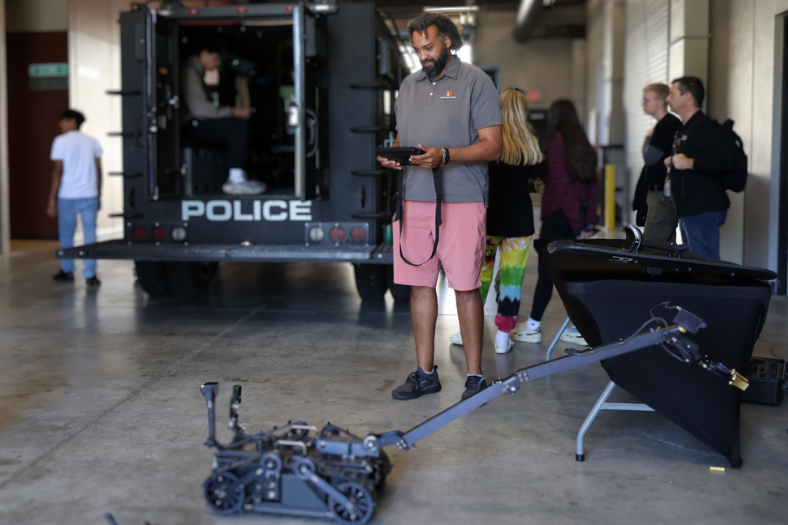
514,0,546,42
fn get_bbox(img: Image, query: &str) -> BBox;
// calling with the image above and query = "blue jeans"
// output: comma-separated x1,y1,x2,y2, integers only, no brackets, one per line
679,210,727,260
58,197,99,277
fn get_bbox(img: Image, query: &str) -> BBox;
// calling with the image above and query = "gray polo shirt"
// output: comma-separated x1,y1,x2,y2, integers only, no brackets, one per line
395,56,502,204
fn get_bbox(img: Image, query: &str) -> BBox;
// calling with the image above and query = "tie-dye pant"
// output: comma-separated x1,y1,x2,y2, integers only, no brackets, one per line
480,236,533,333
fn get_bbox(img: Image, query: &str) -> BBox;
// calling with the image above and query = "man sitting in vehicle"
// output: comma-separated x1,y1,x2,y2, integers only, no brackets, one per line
181,41,267,195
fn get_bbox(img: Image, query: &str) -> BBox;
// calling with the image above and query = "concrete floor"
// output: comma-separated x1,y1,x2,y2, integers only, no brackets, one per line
0,240,786,525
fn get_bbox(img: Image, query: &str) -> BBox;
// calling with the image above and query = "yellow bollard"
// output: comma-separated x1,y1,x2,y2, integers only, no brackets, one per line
604,164,616,231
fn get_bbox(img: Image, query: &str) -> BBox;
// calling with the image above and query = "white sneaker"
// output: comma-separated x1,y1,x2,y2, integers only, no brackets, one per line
511,324,541,343
559,326,588,346
495,338,514,354
222,179,268,195
449,332,463,346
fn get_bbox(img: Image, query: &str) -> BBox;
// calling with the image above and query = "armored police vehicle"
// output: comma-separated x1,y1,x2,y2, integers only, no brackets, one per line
59,1,410,300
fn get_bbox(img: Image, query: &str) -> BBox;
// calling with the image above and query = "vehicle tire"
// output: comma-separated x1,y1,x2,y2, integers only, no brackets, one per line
167,262,219,299
135,261,172,297
385,264,411,302
353,264,386,300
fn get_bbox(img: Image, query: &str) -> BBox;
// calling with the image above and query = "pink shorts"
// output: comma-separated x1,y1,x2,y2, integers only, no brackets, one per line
393,200,486,291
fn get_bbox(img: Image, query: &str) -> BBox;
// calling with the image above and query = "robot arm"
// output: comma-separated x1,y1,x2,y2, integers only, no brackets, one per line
364,309,748,454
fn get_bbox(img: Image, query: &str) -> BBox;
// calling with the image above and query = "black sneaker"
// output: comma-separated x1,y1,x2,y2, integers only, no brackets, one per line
53,270,74,282
461,375,490,401
391,366,441,400
86,276,101,287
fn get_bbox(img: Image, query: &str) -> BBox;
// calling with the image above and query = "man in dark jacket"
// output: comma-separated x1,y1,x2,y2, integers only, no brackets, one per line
664,77,733,260
640,83,681,241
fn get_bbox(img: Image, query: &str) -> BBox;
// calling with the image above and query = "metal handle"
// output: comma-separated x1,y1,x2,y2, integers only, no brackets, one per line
305,108,318,158
275,440,308,455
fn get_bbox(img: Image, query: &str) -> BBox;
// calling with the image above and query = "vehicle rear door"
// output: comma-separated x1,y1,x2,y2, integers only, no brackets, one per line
118,8,180,202
294,4,322,201
146,9,181,200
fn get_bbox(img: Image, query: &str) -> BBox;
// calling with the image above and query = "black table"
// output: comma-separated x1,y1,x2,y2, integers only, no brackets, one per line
537,239,774,467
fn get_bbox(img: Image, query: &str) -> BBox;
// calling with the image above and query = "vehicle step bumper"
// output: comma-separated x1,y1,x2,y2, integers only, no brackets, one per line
57,240,395,264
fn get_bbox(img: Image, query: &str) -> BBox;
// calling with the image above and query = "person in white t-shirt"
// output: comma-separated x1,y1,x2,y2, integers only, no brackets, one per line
47,109,103,286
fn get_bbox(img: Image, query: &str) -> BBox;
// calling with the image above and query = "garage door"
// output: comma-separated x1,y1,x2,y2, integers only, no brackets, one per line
623,0,670,222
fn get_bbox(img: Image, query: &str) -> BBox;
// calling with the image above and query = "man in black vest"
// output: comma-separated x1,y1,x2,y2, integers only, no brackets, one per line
664,77,733,260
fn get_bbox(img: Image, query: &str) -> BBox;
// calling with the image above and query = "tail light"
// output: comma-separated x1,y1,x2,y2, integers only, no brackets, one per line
133,227,147,242
350,227,367,243
329,227,345,243
130,222,187,244
152,227,167,242
305,222,369,246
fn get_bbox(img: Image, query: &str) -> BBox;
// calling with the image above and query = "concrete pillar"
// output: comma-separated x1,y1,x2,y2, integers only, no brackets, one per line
571,39,587,125
587,0,626,147
586,0,626,224
603,0,625,146
669,0,710,102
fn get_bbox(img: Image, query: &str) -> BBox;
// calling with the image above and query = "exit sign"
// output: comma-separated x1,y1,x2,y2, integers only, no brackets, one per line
28,63,68,78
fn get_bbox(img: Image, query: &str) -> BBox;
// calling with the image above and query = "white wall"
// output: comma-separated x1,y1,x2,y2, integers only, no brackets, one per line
707,0,749,264
68,0,136,241
473,9,581,112
705,0,785,272
749,0,788,274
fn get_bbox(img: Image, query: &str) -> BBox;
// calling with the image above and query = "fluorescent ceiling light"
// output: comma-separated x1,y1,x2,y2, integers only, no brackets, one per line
423,6,480,12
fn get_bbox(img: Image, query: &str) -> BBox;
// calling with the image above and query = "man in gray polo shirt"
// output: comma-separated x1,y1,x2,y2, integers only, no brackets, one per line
377,12,502,402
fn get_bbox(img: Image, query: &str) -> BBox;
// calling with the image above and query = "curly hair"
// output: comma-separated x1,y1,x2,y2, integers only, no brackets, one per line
407,12,463,51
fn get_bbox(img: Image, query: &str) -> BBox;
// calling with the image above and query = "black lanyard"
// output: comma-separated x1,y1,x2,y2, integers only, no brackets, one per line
396,167,443,266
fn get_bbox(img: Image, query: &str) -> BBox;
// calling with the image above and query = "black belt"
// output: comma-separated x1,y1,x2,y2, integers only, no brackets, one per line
648,185,664,192
395,167,442,267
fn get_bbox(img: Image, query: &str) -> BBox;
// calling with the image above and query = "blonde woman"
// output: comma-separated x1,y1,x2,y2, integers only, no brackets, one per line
450,88,543,353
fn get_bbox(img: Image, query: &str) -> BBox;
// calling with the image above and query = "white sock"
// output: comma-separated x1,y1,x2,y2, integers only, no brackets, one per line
526,317,541,331
467,373,483,378
228,168,247,184
420,367,434,375
495,330,510,348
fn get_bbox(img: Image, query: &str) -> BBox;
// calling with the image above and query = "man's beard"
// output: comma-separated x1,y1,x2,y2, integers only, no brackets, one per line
421,46,451,79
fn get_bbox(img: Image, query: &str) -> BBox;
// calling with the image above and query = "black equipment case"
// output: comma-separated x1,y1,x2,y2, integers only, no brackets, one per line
741,357,787,406
539,238,776,467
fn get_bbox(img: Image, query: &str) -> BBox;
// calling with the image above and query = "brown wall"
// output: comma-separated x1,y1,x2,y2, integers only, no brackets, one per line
7,31,68,238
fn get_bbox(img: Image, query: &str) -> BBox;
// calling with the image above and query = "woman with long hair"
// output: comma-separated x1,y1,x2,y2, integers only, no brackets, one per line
450,88,543,353
510,99,599,345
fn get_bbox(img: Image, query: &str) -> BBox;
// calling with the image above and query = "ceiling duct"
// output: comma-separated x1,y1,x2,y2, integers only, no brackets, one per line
514,0,546,42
